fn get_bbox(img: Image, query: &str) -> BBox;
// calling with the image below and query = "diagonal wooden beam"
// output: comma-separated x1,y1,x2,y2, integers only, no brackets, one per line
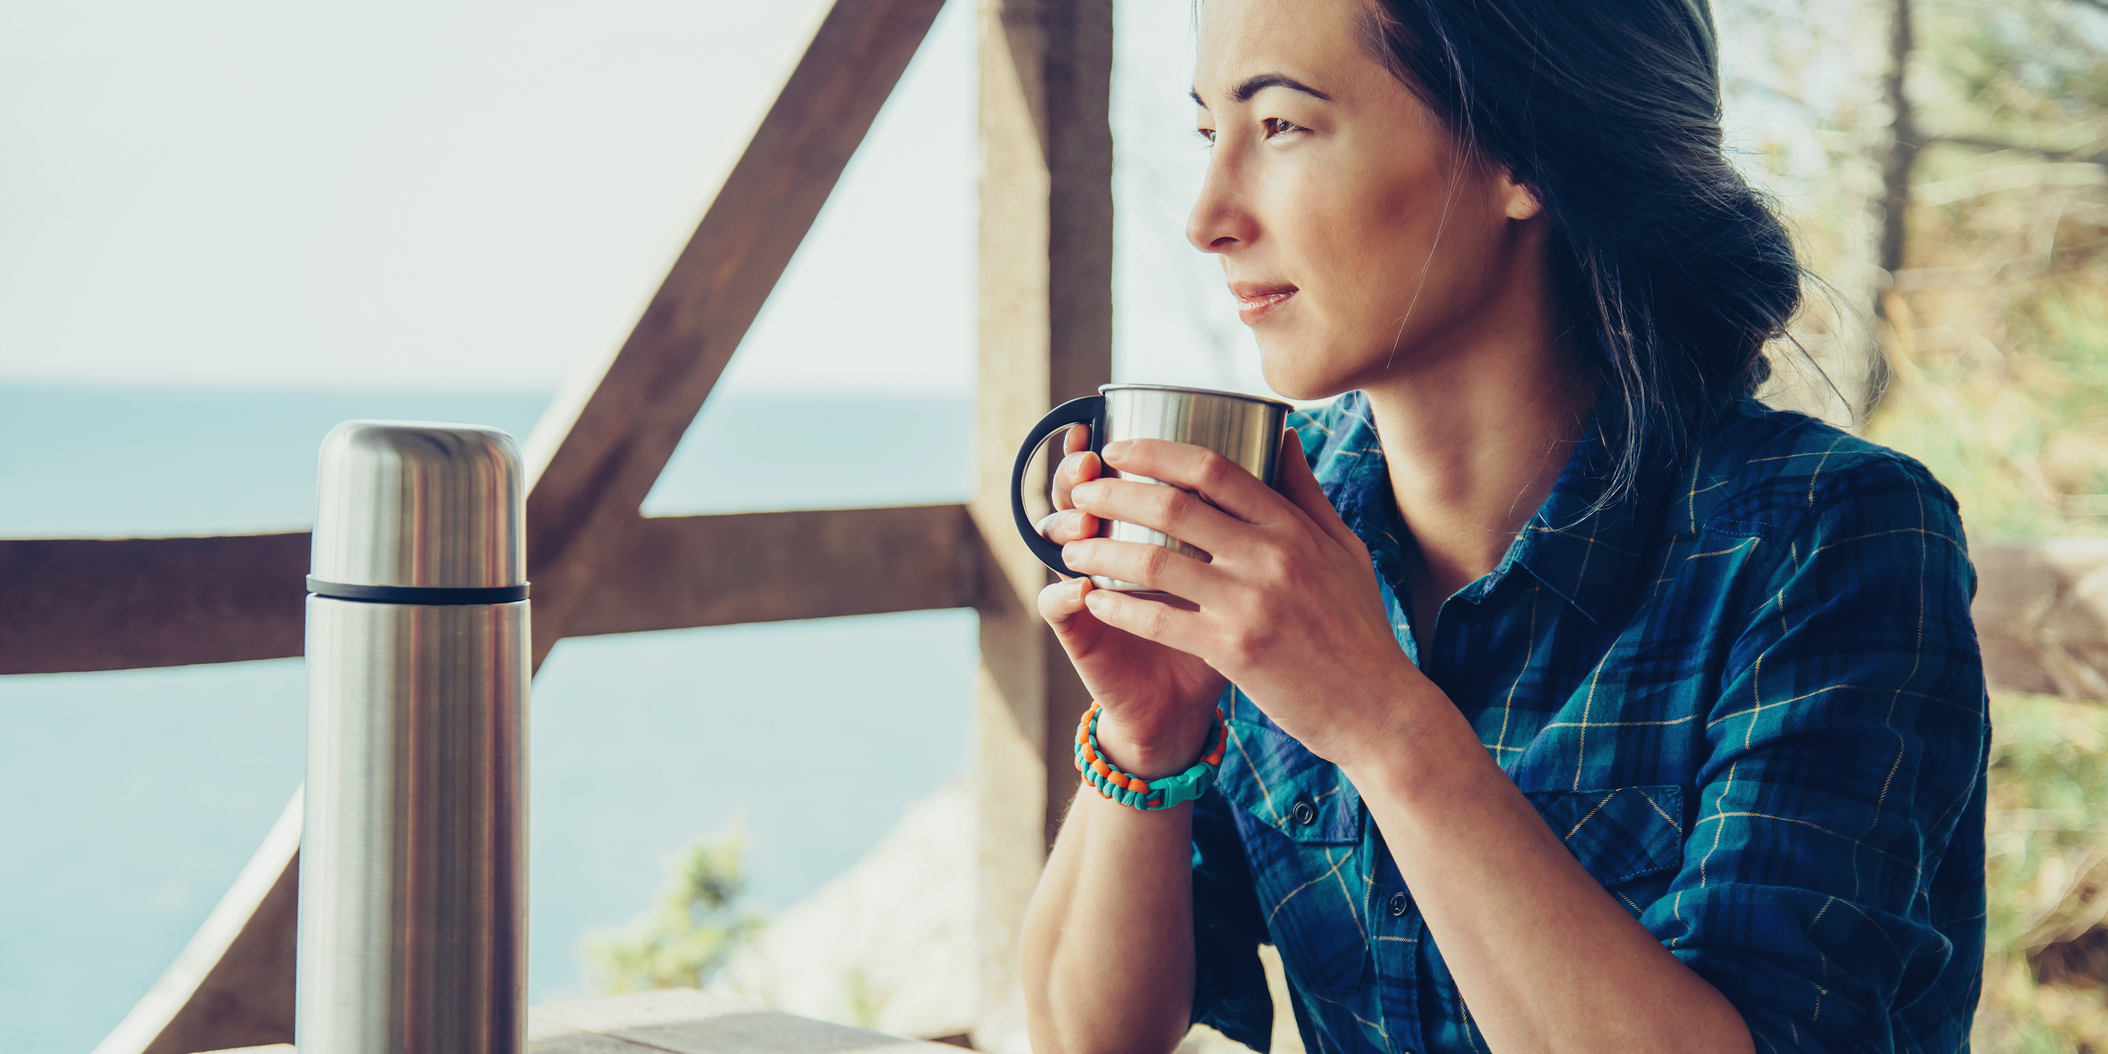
1,3,953,677
2,0,951,679
83,3,954,1048
521,0,950,668
88,794,304,1054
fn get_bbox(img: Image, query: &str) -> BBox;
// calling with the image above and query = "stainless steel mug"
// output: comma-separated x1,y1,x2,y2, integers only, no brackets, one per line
1010,383,1294,591
299,421,530,1054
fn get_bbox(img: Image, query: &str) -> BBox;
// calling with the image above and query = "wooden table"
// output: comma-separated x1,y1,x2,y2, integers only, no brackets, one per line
199,988,959,1054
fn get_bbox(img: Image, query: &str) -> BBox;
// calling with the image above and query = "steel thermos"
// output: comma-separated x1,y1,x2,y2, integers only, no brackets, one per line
298,422,530,1054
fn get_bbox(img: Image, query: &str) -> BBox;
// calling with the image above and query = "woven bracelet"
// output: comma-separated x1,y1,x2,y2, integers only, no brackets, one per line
1072,701,1228,811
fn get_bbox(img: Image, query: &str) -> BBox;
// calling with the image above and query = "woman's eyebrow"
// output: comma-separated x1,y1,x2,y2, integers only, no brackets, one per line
1189,73,1335,109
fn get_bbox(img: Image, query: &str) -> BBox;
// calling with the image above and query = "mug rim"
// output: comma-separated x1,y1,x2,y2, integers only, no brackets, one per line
1098,383,1295,412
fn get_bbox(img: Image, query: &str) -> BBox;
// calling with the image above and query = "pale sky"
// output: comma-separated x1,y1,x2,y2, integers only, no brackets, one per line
0,1,1865,400
0,0,1268,398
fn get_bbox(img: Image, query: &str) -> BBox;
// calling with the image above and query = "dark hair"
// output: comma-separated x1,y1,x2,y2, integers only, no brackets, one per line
1361,0,1804,505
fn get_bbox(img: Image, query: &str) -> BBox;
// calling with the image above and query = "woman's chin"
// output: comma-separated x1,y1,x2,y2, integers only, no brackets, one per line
1257,346,1356,404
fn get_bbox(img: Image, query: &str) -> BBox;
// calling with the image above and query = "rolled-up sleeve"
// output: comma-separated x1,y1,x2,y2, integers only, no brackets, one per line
1646,455,1990,1052
1189,784,1276,1052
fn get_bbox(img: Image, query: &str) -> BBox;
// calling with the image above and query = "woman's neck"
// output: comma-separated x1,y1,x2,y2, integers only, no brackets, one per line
1359,321,1596,643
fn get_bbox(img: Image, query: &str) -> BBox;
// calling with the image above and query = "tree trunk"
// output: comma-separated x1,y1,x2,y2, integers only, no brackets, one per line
1868,0,1917,418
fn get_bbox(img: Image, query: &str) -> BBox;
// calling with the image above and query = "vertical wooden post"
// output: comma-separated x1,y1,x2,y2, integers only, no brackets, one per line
971,0,1113,1047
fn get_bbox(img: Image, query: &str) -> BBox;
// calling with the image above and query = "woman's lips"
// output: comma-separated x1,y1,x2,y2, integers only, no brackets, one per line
1231,282,1297,324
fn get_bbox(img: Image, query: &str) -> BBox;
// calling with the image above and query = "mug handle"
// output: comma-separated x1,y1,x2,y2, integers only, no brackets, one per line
1010,394,1105,578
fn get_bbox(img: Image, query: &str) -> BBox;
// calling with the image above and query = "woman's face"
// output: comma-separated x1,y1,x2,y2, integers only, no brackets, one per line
1188,0,1547,401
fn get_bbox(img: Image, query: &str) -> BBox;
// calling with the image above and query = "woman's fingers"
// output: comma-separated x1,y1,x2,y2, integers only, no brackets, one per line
1068,475,1242,556
1080,586,1204,655
1040,426,1104,546
1274,429,1367,556
1098,438,1286,526
1062,537,1220,604
1064,421,1091,456
1035,508,1101,547
1050,425,1099,513
1037,575,1094,627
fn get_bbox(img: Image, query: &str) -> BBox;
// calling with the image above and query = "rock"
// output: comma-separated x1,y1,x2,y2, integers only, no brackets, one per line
712,779,1305,1053
714,780,976,1042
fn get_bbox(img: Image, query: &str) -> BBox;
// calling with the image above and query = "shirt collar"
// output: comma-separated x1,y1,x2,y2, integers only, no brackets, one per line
1308,394,1414,592
1319,392,1656,629
1503,407,1651,626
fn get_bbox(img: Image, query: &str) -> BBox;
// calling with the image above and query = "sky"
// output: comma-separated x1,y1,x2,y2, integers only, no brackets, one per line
0,0,1886,403
0,0,1268,398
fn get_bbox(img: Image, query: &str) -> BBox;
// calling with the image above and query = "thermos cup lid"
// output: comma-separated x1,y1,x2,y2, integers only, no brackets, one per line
311,421,526,596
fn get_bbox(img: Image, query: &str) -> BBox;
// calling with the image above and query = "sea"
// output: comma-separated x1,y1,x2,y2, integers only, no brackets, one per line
0,384,980,1054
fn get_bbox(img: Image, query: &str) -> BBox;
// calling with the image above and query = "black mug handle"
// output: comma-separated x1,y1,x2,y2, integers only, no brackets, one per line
1010,394,1105,578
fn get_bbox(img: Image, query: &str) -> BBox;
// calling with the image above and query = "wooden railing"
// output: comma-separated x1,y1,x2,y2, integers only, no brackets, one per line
16,1,1111,1051
194,988,963,1053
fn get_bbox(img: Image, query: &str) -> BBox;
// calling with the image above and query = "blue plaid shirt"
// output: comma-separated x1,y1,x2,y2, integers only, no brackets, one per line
1189,393,1989,1053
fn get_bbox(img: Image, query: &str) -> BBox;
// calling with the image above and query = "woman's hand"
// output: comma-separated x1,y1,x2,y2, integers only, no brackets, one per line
1036,425,1227,777
1059,429,1421,768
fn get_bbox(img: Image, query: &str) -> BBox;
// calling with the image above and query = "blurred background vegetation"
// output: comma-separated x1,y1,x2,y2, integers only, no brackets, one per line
1727,0,2108,1046
587,831,762,995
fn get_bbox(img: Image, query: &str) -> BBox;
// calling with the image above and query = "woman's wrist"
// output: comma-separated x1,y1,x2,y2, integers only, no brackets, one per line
1093,705,1217,780
1326,662,1491,805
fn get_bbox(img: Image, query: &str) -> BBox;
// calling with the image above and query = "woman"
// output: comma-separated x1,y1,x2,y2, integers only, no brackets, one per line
1020,0,1987,1052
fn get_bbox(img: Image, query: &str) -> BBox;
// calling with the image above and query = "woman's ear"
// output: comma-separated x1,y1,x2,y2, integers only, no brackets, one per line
1500,173,1544,221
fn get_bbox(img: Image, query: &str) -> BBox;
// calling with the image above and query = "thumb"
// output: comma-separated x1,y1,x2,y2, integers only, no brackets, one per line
1039,575,1110,654
1275,428,1364,554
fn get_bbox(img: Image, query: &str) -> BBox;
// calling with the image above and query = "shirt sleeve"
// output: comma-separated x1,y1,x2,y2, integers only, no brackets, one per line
1189,784,1276,1052
1644,454,1990,1052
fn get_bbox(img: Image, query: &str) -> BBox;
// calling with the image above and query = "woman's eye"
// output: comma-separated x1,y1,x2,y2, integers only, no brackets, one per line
1262,117,1305,139
1197,127,1217,144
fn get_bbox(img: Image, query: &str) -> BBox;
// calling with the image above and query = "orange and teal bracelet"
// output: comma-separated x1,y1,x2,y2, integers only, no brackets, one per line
1073,701,1228,810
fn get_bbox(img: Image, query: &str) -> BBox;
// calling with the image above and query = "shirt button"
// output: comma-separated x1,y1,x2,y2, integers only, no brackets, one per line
1388,891,1412,917
1291,797,1318,826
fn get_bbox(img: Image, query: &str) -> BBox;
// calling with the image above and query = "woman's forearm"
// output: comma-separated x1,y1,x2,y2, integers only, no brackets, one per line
1022,788,1199,1054
1339,676,1754,1054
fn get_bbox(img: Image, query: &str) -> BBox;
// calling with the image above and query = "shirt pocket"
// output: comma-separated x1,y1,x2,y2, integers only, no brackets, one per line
1215,719,1370,995
1523,784,1685,915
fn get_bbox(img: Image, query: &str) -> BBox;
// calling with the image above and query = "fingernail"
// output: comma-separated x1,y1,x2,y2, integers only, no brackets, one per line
1062,543,1078,563
1103,440,1132,459
1066,510,1086,533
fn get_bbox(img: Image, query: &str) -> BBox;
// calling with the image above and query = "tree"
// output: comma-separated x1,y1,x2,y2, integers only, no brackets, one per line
589,832,764,994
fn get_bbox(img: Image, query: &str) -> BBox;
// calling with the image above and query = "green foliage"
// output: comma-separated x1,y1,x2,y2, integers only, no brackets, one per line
1976,693,2108,1050
588,831,765,994
1865,282,2108,538
1921,0,2108,134
1859,0,2108,542
842,965,886,1032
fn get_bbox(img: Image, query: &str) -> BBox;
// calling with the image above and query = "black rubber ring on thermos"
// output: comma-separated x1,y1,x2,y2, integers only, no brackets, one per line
307,576,530,605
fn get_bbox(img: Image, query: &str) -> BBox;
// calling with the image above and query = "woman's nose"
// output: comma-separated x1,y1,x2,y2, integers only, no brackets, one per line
1186,154,1252,255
